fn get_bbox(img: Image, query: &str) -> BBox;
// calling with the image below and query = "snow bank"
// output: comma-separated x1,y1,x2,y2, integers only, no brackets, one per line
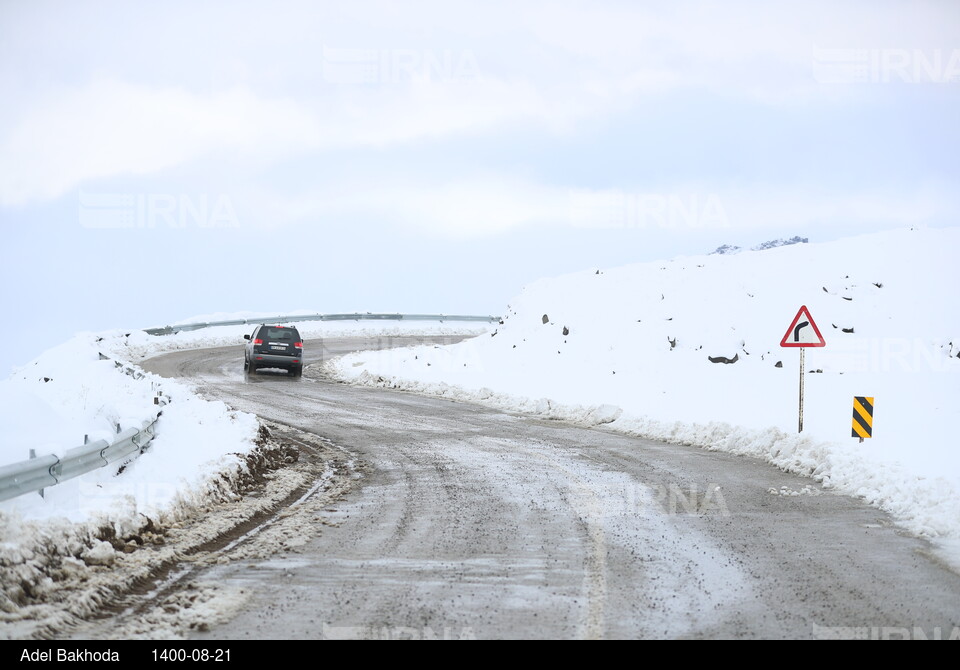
0,331,260,523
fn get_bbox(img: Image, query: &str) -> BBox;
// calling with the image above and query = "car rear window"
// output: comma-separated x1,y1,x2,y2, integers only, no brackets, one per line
261,327,299,341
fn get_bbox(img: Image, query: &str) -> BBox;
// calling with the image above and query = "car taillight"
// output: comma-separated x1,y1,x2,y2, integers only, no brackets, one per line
294,342,302,349
254,338,263,345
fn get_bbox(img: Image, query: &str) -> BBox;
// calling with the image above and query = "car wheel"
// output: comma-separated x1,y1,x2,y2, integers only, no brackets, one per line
291,365,302,377
248,360,257,374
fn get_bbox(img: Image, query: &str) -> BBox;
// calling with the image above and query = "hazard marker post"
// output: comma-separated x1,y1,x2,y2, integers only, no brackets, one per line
780,305,826,433
852,396,874,442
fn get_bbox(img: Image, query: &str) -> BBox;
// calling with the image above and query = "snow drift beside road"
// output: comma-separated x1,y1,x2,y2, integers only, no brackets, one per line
0,333,258,523
325,227,960,570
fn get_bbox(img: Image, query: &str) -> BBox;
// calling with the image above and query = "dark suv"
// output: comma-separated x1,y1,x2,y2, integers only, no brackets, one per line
244,324,303,376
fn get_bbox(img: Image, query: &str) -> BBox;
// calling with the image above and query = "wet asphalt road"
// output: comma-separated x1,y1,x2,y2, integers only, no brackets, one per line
141,336,960,640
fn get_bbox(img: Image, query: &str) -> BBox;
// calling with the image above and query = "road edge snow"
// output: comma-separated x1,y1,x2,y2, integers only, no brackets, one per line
323,361,960,574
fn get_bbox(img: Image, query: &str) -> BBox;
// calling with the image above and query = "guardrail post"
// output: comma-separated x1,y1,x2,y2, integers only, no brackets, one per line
29,449,44,498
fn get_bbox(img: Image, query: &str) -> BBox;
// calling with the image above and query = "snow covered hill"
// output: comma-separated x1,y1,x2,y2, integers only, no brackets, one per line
327,226,960,568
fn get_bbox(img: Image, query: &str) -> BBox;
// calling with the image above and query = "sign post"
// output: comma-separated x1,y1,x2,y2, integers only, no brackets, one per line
799,347,805,432
780,305,826,433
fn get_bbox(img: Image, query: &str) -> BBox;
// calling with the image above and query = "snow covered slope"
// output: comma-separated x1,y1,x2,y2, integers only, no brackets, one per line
328,227,960,567
0,331,261,523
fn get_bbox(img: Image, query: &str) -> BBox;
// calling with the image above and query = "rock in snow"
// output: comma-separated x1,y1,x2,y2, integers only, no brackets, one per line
81,540,116,567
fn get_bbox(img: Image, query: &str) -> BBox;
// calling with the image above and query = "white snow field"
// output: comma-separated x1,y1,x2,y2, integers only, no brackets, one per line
325,227,960,570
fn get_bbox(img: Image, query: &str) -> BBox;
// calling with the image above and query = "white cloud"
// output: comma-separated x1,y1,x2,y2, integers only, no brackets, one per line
715,184,959,231
519,1,960,103
2,1,957,207
0,81,322,206
235,177,960,239
236,176,569,237
0,75,566,206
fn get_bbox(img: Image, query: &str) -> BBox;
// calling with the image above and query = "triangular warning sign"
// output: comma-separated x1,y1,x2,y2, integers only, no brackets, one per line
780,305,826,347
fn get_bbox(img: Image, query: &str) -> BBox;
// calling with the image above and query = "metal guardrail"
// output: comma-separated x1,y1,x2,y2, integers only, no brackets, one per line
0,415,161,503
1,351,166,503
144,313,501,336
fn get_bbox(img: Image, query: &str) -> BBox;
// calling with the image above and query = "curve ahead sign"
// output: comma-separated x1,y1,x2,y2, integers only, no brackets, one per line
780,305,826,348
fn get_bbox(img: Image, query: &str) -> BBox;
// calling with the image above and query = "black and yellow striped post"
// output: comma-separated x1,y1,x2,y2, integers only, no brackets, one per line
852,396,874,441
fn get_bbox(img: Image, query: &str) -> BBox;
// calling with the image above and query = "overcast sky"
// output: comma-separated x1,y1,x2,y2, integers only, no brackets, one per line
1,1,958,374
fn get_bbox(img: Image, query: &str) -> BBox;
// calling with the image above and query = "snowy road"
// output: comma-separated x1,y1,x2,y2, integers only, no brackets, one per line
126,336,960,639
